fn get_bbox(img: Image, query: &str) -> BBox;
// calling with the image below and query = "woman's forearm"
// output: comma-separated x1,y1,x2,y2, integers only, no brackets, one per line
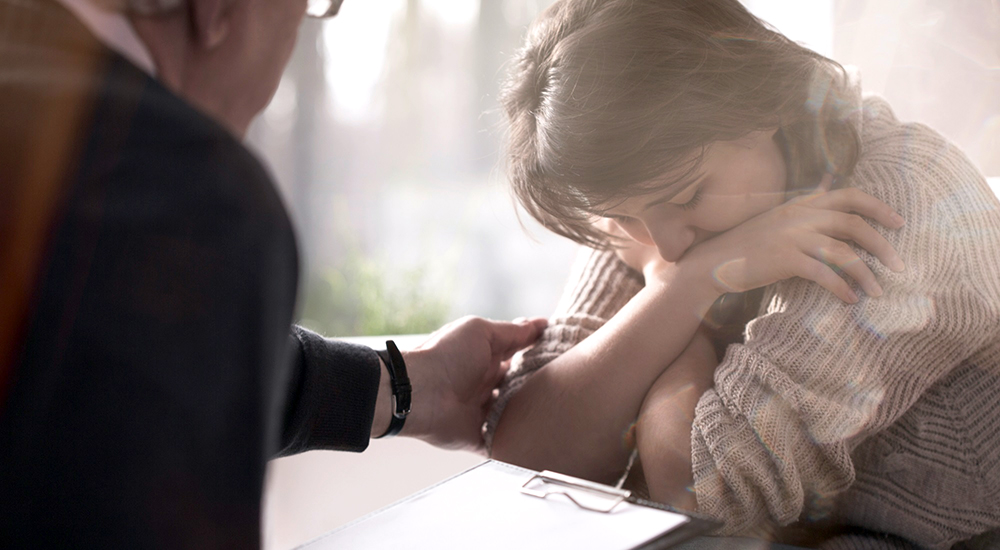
635,331,717,509
490,263,720,484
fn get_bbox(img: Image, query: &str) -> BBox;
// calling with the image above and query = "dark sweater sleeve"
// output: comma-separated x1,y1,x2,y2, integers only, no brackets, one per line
276,326,381,456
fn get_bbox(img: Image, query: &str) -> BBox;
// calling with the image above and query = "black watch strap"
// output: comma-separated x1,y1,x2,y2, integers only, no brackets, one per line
374,340,410,438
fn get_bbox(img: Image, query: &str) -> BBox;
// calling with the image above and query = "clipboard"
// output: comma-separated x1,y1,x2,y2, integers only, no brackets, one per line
296,460,719,549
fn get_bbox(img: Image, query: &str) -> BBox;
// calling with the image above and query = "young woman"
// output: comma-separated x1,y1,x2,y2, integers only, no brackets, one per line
486,0,1000,547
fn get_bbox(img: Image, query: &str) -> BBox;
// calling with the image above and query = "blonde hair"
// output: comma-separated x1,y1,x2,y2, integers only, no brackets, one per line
502,0,860,248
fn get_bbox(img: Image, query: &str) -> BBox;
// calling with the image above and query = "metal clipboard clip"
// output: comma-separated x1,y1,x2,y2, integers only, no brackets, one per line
520,470,632,514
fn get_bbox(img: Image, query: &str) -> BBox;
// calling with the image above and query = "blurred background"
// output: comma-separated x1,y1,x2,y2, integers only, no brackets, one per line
252,1,1000,548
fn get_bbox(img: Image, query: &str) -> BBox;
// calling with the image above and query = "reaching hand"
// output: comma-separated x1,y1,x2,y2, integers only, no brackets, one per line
400,316,547,453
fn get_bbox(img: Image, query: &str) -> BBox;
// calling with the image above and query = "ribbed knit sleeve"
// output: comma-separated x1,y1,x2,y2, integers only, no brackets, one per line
689,97,1000,546
484,247,643,450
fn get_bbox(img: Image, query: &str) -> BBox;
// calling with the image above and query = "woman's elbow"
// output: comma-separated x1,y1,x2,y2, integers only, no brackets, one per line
490,405,553,473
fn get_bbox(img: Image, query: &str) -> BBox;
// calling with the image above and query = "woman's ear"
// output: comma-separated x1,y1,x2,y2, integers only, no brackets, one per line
190,0,232,50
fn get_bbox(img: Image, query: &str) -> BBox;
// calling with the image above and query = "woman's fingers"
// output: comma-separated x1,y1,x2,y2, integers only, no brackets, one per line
793,257,860,303
787,188,906,292
802,187,905,231
686,183,906,301
805,210,905,273
804,235,883,298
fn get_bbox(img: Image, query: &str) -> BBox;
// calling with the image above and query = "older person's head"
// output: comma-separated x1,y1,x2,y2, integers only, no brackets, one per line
114,0,342,136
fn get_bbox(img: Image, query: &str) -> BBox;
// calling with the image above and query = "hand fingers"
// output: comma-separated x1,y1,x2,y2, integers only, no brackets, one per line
812,210,906,273
474,357,512,407
487,359,511,390
793,257,860,304
498,358,511,379
482,388,500,417
488,317,548,360
804,235,882,298
803,187,905,231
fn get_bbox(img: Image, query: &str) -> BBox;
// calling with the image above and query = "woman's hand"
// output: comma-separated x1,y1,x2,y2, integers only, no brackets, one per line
631,181,907,304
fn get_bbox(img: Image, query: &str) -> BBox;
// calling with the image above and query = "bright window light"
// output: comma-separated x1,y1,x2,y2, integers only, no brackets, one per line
422,0,480,29
742,0,834,57
322,1,406,124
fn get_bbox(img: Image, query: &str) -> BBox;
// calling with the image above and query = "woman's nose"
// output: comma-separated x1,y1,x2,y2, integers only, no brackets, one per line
612,216,694,263
647,220,695,263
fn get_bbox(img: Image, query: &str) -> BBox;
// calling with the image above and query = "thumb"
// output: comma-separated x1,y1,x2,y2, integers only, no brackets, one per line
489,317,547,360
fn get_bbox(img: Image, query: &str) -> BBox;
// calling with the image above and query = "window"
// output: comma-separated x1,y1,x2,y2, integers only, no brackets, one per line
248,1,576,339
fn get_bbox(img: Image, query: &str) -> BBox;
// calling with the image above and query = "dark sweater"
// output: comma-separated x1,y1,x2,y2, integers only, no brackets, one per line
0,1,380,547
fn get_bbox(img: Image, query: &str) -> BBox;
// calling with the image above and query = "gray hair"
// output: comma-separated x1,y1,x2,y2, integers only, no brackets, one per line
90,0,184,15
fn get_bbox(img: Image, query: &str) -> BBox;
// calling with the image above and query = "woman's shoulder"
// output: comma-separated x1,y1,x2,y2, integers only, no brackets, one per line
851,95,998,230
845,97,1000,298
853,96,987,199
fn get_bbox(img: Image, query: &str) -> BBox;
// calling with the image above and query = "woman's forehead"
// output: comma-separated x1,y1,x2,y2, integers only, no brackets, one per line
592,149,709,211
588,175,701,215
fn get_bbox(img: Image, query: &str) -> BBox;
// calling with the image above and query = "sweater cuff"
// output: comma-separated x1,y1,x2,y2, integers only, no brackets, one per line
281,326,381,454
558,248,644,320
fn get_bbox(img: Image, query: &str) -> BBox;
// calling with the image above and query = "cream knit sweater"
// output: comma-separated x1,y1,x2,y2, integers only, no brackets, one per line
487,97,1000,549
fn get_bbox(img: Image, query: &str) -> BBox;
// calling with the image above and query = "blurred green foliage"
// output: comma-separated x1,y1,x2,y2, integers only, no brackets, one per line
298,253,450,337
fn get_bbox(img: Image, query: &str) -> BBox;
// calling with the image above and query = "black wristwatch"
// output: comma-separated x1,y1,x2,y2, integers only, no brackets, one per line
374,340,411,438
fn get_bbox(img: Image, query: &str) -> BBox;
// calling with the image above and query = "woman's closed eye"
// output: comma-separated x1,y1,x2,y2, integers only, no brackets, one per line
675,188,703,211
